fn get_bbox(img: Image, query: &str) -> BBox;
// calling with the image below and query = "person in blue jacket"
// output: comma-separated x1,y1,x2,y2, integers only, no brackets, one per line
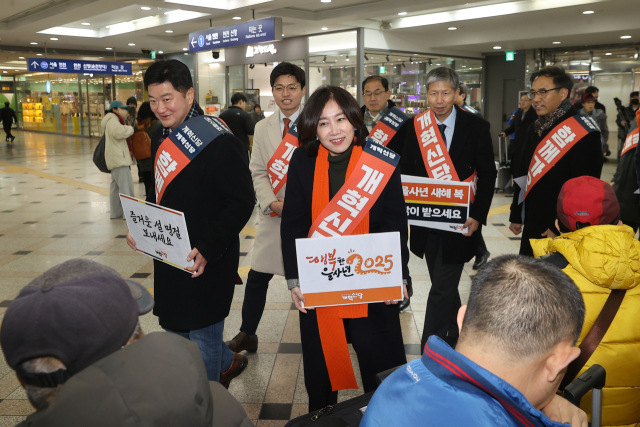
361,254,589,427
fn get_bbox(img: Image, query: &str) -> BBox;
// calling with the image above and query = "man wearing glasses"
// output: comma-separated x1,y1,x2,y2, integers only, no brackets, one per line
226,62,307,354
509,66,603,256
361,76,412,155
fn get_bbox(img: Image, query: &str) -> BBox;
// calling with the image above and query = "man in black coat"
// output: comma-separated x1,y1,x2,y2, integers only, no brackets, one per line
1,101,17,143
127,60,255,386
509,66,603,256
400,67,496,351
219,93,255,162
501,92,538,175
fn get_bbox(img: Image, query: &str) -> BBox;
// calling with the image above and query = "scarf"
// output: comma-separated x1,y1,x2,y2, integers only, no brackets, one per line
534,97,572,137
364,102,390,132
312,143,369,391
112,111,134,158
161,100,203,139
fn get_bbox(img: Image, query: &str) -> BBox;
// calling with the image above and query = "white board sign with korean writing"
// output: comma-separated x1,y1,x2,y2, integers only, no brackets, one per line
120,194,194,272
296,232,403,308
401,175,471,233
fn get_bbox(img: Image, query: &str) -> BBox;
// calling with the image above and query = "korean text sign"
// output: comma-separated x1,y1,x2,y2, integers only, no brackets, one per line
296,232,403,308
401,175,470,233
27,58,132,75
120,194,194,272
188,17,281,53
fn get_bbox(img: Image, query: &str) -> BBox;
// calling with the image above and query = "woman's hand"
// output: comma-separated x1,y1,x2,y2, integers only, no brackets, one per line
384,283,409,305
292,288,314,314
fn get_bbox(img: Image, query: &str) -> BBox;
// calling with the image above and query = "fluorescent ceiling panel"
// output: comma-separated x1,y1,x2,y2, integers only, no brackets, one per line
163,0,272,10
389,0,611,29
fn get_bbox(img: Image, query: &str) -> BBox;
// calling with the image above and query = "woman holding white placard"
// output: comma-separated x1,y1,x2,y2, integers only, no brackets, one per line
280,85,410,412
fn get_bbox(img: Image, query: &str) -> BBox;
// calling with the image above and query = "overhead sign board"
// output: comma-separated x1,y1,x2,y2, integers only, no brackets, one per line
27,58,132,75
188,17,282,53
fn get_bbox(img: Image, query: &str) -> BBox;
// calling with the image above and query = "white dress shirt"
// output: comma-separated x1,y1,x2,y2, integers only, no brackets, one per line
280,107,302,136
435,106,457,151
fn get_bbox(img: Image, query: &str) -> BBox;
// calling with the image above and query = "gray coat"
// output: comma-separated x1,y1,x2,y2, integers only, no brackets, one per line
17,332,253,427
581,107,609,144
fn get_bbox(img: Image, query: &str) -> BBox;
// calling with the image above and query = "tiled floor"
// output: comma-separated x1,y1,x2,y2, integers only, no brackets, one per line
0,131,617,426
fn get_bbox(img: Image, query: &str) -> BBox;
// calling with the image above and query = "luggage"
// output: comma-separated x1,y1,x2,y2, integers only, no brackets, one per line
284,392,373,427
92,135,110,173
495,136,511,192
131,130,152,160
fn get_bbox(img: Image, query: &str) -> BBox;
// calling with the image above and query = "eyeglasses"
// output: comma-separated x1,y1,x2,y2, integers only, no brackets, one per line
273,84,299,94
363,89,386,99
528,87,562,99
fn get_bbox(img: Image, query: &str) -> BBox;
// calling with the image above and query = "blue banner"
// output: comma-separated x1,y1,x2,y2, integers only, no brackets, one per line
188,17,281,53
27,58,132,75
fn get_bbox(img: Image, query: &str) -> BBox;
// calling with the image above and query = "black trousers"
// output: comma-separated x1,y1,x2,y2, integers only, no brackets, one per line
141,171,153,197
300,303,406,412
475,234,488,258
421,230,465,352
239,269,274,336
3,124,12,139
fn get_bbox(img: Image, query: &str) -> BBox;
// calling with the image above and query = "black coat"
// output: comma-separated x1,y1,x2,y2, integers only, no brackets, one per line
614,145,640,225
503,107,537,172
0,106,17,126
361,100,411,156
510,106,603,253
400,106,497,264
281,145,410,281
148,127,255,331
219,106,255,152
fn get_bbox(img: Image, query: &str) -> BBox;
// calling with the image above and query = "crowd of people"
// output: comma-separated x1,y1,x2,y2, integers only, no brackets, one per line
2,58,639,427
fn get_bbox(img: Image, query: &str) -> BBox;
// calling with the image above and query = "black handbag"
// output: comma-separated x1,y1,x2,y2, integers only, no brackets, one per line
285,392,373,427
93,135,110,173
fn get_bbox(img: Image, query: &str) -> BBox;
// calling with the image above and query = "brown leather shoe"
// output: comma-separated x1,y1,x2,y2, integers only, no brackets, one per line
225,331,258,353
219,352,248,389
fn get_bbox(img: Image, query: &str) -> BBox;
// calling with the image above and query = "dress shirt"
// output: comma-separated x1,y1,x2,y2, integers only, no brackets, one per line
435,107,456,151
280,107,301,136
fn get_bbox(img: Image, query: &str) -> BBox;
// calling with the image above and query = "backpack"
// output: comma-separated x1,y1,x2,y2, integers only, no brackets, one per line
93,135,110,173
131,131,151,160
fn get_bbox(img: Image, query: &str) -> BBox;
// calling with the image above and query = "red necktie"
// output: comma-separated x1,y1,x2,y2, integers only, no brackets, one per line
283,118,291,139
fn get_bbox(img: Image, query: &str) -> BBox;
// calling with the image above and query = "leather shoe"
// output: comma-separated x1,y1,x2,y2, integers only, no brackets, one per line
219,352,248,389
398,297,411,312
472,251,491,270
225,331,258,353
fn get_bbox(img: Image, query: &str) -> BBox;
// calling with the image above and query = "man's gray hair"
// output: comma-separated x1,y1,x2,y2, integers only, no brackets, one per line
425,67,460,92
20,321,144,411
459,255,585,360
458,82,468,95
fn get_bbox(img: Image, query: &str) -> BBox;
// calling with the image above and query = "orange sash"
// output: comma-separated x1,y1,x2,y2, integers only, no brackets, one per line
368,106,410,146
413,109,477,202
266,119,299,197
524,115,600,199
621,127,639,157
309,140,400,391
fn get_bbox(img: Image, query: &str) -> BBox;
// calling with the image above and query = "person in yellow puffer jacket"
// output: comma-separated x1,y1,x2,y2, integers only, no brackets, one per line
531,175,640,427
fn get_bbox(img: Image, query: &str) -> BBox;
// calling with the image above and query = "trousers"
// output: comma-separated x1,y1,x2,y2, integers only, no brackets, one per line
109,166,134,219
3,124,13,140
421,230,465,352
240,269,274,336
299,303,406,412
165,320,234,382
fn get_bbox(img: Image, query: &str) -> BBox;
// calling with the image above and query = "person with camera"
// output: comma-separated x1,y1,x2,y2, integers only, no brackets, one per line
615,92,639,156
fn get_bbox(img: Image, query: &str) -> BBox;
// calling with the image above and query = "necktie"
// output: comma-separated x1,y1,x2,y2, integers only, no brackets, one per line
283,118,291,139
438,124,447,149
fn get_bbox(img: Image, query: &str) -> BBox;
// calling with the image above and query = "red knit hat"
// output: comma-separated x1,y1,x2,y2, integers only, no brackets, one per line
557,176,620,231
582,92,597,103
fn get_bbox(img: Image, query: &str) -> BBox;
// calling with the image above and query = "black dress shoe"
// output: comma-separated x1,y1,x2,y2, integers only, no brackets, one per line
472,251,491,270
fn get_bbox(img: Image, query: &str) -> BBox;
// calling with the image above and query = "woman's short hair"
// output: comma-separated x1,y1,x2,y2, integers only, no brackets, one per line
298,85,367,157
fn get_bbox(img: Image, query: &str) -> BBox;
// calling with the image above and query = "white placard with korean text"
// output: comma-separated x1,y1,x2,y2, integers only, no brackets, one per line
120,194,194,273
296,232,403,308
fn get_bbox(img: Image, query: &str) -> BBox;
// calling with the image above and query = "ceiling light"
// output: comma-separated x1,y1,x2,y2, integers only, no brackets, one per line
2,71,6,74
282,34,284,37
605,52,612,55
141,6,151,10
321,0,331,2
36,53,43,56
322,56,326,63
493,46,501,49
436,63,440,65
19,57,24,59
14,70,19,72
106,47,113,50
552,41,561,44
30,42,38,45
165,30,173,33
398,12,407,15
81,22,91,25
183,47,189,50
321,27,328,31
50,37,58,41
158,51,163,54
346,55,350,61
621,35,632,39
448,27,457,30
233,16,241,20
27,74,32,76
128,43,136,46
582,10,594,14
